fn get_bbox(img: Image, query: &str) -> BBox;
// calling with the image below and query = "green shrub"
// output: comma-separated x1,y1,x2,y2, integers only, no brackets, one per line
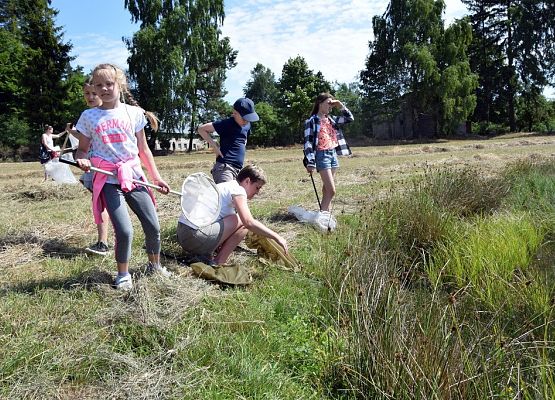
421,166,508,217
471,121,510,135
369,189,453,279
363,165,508,281
0,114,32,149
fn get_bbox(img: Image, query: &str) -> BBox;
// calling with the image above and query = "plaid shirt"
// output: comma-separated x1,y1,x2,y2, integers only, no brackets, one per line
303,107,354,169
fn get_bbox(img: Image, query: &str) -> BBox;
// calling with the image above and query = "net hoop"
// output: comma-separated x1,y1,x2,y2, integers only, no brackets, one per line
181,172,221,228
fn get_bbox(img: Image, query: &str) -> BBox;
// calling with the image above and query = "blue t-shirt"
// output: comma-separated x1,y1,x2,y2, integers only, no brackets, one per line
213,117,250,169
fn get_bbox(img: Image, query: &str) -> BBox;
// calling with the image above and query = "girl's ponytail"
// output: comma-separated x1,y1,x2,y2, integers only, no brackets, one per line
121,87,159,132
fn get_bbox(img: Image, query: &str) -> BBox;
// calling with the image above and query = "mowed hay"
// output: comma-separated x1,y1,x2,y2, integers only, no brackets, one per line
0,242,44,269
8,182,83,201
98,272,219,327
1,139,555,399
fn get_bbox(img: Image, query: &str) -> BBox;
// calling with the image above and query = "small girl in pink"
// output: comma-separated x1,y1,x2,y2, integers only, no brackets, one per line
74,63,171,290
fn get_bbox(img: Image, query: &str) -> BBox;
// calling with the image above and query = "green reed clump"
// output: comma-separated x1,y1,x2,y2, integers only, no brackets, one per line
502,158,555,217
427,212,546,311
366,165,511,284
369,191,454,284
319,162,555,399
421,165,509,217
319,220,495,398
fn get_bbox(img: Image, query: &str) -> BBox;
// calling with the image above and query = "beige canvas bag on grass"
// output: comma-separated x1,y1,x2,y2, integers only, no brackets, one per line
190,262,253,286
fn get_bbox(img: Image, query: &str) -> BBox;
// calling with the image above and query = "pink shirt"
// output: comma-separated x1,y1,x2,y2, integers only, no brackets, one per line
316,117,338,150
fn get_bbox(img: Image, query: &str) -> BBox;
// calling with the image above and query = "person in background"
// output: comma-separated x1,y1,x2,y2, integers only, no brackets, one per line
197,97,259,183
67,80,111,256
303,93,353,212
73,63,171,290
40,125,67,181
177,164,287,266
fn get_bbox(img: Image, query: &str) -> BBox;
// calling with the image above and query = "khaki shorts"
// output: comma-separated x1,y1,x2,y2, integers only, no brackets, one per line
211,161,240,184
177,221,224,256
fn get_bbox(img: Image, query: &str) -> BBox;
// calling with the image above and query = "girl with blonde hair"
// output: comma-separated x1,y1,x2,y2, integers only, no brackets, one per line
73,63,170,290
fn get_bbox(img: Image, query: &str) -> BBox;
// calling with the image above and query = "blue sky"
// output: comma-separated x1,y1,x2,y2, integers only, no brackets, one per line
50,0,498,103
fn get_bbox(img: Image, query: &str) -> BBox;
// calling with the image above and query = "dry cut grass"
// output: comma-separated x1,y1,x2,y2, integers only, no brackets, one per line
1,132,555,398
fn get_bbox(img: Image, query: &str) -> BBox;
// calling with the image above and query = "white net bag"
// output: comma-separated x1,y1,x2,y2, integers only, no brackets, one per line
287,205,337,232
44,158,78,184
181,172,221,227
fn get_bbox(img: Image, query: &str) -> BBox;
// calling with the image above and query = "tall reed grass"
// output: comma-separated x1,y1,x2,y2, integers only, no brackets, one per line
320,159,555,399
428,212,545,310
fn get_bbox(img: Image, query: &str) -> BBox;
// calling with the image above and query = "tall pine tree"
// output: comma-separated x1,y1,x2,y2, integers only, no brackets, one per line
463,0,555,131
19,0,73,131
0,0,76,150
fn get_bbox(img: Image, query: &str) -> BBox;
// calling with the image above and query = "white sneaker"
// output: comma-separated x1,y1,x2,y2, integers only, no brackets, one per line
114,274,133,290
146,262,172,277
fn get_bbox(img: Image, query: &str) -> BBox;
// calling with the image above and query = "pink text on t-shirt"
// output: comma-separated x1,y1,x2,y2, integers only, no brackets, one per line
102,133,127,144
95,118,132,136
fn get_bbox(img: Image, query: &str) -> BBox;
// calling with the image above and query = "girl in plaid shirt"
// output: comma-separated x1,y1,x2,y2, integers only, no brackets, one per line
303,93,353,212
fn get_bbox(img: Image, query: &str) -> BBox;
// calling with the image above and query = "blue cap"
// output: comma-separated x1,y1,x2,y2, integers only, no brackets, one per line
233,97,259,122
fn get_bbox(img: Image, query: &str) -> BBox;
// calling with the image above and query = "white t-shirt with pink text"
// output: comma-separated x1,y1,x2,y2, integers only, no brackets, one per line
76,104,147,184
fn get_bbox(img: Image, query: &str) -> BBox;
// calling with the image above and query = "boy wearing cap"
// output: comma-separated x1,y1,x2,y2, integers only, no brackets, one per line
198,97,260,183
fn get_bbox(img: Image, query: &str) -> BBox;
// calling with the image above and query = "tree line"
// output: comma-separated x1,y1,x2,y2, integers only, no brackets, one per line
1,0,554,159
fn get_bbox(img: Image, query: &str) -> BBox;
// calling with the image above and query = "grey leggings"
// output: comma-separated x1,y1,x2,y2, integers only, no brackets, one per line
102,183,161,263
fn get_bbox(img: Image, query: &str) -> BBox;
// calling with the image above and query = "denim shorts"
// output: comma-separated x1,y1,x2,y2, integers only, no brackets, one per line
315,149,339,171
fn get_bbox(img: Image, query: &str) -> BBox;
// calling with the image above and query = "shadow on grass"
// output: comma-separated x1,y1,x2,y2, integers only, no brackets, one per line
42,237,85,259
0,233,85,259
159,248,198,266
0,263,186,295
1,267,114,295
268,211,298,223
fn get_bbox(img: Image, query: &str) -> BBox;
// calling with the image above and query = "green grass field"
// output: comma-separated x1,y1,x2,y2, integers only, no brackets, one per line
1,134,555,399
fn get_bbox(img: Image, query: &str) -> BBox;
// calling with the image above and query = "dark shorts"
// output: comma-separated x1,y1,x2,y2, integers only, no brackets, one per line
80,171,94,192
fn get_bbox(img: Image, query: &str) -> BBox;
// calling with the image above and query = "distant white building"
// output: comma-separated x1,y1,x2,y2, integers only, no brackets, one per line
154,137,208,152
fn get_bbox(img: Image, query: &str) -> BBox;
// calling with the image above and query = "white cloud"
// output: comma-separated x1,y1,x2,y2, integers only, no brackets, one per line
63,0,469,102
222,0,468,101
222,0,377,101
69,33,129,74
444,0,468,22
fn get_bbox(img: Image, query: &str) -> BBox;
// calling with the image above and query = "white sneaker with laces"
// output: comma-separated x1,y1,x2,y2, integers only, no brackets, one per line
114,274,133,290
